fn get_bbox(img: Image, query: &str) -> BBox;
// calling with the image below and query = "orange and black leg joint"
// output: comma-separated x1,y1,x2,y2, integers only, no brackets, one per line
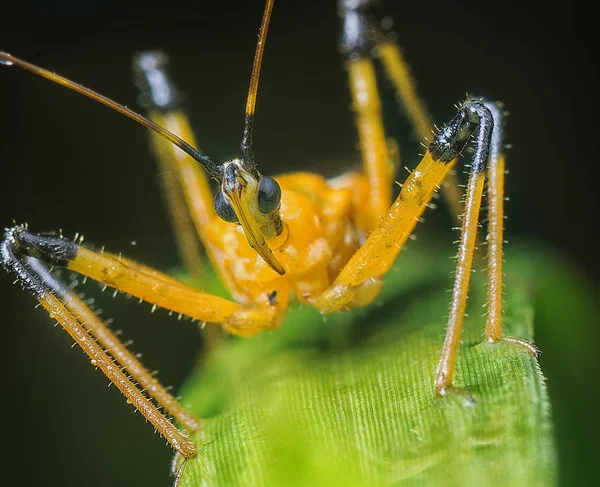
1,227,199,458
6,227,278,335
339,0,393,229
132,52,208,280
312,101,483,314
133,51,183,113
134,51,236,351
483,101,539,356
432,100,495,397
8,229,78,267
132,50,216,228
133,52,238,296
339,1,465,223
339,0,379,60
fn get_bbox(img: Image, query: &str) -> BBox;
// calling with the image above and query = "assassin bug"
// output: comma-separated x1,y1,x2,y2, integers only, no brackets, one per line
0,0,539,474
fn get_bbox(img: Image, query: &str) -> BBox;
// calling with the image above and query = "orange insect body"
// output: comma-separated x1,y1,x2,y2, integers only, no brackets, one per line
208,171,371,312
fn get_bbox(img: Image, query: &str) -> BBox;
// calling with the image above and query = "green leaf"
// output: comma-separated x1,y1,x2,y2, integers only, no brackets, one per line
176,246,558,487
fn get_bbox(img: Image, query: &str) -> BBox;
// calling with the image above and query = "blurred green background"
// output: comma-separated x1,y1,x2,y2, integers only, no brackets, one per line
0,0,597,486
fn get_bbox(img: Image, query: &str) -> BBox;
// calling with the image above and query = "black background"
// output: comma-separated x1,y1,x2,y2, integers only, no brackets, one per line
1,1,597,486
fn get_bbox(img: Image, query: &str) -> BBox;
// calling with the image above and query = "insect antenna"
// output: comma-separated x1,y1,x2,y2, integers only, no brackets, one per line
0,51,220,179
240,0,275,174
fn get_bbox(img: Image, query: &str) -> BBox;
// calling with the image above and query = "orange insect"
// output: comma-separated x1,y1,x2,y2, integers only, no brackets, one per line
0,0,537,462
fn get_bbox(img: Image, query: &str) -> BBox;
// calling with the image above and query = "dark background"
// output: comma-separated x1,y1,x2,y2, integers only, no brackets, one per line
0,0,597,486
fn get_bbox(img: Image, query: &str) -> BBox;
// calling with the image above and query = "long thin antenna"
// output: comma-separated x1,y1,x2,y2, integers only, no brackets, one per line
0,51,221,178
240,0,275,173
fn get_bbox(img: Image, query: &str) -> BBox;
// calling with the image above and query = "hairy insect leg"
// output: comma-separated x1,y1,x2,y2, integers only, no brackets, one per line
312,96,490,313
434,101,538,396
434,157,487,397
340,2,394,230
312,100,493,368
313,150,454,313
483,102,539,355
133,52,226,349
338,1,464,223
4,227,279,337
376,40,464,221
0,235,198,458
133,51,209,276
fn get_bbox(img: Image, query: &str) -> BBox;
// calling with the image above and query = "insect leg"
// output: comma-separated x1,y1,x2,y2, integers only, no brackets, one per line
133,52,227,349
3,227,280,337
313,153,454,312
133,51,209,276
434,101,537,396
376,37,464,222
483,103,539,353
339,0,464,223
1,233,198,458
312,101,488,321
433,105,491,396
340,1,394,230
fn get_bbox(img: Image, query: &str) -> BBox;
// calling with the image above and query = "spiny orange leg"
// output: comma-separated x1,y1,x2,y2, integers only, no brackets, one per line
376,39,464,220
132,51,208,276
132,51,226,349
339,0,464,225
312,101,494,314
1,234,198,458
340,2,393,230
434,101,539,397
3,228,280,336
483,102,539,355
430,102,493,397
1,224,282,455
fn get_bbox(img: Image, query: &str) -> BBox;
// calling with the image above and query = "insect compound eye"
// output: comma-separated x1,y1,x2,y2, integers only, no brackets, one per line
257,176,281,214
214,191,239,223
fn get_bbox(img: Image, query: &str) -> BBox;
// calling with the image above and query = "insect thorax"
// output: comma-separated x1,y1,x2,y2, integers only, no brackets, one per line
205,171,369,310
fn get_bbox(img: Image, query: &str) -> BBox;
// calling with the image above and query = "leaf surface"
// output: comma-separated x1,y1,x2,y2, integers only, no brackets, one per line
176,247,556,487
